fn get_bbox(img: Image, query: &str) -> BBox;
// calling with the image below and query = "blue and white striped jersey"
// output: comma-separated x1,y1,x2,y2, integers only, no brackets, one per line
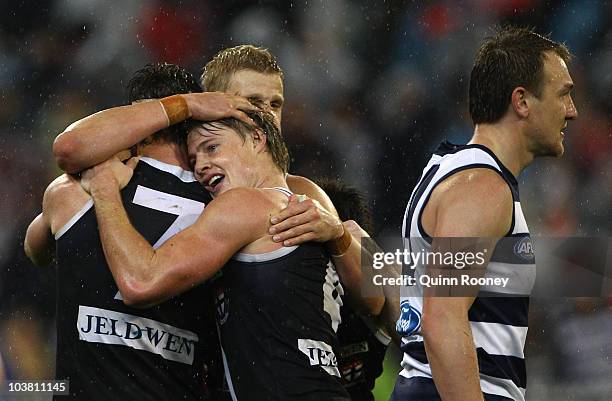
398,141,536,401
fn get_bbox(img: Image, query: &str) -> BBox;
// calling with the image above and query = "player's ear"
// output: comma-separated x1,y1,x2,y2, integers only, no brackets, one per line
251,128,268,152
511,86,530,118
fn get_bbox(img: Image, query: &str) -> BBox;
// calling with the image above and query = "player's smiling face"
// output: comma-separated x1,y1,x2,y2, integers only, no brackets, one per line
526,52,578,157
226,70,284,129
187,123,259,198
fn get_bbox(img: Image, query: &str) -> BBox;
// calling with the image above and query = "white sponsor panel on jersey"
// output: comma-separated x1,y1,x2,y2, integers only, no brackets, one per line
77,305,199,365
297,339,340,377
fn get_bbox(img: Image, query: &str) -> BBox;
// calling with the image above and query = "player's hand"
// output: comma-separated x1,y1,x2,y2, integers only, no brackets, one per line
81,155,139,194
182,92,258,127
269,194,344,246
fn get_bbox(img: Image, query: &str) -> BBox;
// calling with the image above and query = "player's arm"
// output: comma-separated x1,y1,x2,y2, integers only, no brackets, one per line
53,92,257,173
343,219,402,346
24,174,88,267
83,161,265,308
24,178,59,267
24,213,54,267
273,175,384,316
421,169,512,401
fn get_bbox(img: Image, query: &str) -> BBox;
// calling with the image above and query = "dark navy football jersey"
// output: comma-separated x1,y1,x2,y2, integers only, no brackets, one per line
54,157,220,401
215,241,349,401
336,307,389,401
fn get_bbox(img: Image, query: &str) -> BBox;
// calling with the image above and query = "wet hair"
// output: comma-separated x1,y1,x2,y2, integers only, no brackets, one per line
190,110,289,174
469,26,571,125
201,45,283,91
314,178,373,234
127,62,202,145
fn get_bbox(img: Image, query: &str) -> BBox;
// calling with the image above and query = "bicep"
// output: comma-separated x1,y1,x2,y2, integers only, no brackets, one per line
423,171,512,319
149,198,264,292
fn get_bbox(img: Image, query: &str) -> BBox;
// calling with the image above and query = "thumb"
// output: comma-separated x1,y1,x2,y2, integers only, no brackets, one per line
115,149,132,161
126,156,140,170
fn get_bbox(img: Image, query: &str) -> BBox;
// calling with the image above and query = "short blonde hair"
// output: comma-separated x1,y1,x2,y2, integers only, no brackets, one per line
201,45,283,92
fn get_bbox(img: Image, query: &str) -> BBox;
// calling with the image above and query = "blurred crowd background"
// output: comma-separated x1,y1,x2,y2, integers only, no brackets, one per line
0,1,610,400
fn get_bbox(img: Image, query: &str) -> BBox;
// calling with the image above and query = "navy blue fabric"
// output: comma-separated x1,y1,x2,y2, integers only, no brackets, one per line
389,376,514,401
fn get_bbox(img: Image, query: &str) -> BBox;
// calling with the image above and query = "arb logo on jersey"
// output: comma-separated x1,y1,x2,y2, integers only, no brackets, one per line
396,300,421,336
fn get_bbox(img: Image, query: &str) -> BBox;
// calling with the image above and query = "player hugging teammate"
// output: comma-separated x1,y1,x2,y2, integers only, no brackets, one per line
26,46,393,401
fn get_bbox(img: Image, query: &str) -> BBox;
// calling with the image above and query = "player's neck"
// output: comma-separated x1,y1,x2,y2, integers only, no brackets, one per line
253,166,288,190
137,142,190,171
470,121,533,177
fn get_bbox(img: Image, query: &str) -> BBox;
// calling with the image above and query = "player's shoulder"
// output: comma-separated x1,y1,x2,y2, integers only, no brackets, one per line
286,174,321,195
42,173,91,235
433,168,513,236
207,187,281,212
286,173,338,216
43,173,87,208
438,167,511,201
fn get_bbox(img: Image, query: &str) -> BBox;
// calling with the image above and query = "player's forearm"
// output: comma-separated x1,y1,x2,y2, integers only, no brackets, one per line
422,312,484,401
90,183,164,304
333,237,385,316
53,101,169,173
24,213,55,267
376,261,401,346
357,236,402,345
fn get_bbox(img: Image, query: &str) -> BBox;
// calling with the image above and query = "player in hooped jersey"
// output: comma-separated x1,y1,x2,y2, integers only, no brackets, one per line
391,27,578,401
24,64,254,399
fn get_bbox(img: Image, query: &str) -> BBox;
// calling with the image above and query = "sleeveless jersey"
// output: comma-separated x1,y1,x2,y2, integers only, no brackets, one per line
336,307,390,401
54,157,220,401
397,142,536,401
214,188,349,401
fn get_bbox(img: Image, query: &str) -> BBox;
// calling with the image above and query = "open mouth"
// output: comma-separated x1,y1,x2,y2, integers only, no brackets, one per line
204,174,225,193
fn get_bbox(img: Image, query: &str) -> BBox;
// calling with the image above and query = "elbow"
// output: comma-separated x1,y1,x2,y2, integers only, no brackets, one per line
53,132,82,174
119,265,194,308
118,280,161,309
121,291,157,309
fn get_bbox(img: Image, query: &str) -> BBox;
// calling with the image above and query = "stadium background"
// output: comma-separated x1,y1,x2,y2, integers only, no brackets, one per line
0,1,610,400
